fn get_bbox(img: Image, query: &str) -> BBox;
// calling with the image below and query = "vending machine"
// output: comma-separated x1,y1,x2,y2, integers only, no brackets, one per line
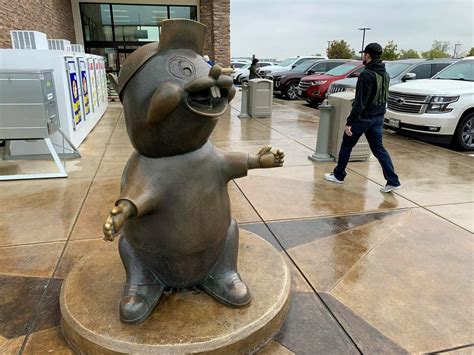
0,49,108,156
99,58,107,102
65,57,83,129
88,57,99,111
77,57,91,119
94,58,103,104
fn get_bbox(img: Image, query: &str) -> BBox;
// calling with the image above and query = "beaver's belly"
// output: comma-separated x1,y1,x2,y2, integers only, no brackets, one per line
134,244,226,288
122,184,231,287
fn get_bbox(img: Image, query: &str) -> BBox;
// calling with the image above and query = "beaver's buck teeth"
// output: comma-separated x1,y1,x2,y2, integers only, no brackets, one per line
210,86,221,99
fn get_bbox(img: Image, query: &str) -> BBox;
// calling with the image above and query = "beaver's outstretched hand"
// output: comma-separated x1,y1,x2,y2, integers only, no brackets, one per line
103,200,136,241
248,145,285,169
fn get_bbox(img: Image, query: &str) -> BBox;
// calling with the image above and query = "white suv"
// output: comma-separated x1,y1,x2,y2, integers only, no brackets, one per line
231,61,276,84
384,57,474,150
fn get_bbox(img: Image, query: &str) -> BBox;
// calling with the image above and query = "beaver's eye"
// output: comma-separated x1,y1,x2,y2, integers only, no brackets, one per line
182,66,192,76
168,56,195,79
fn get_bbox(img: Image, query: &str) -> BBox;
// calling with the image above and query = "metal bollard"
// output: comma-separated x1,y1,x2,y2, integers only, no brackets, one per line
238,84,250,119
308,99,334,162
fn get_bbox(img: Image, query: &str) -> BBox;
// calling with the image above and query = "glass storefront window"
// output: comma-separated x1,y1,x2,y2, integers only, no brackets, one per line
80,4,113,41
88,47,118,72
80,3,198,73
170,6,197,20
112,4,167,42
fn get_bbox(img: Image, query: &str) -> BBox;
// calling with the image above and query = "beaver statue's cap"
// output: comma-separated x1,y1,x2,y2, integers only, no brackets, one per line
117,19,207,97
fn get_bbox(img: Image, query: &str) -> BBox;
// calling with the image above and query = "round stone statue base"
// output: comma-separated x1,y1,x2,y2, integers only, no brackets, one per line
60,230,291,354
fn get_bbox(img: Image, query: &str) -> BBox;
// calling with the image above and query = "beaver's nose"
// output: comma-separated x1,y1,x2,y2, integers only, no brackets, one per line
209,64,222,80
216,75,233,89
184,76,214,93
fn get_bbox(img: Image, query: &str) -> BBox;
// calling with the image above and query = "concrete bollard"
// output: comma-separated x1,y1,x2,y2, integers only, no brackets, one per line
238,84,250,119
308,99,334,162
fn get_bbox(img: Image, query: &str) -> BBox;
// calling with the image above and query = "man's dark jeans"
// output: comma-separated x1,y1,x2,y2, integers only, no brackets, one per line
333,115,400,186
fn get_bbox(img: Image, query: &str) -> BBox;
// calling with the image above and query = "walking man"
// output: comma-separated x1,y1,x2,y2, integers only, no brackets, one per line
249,58,262,80
324,43,401,193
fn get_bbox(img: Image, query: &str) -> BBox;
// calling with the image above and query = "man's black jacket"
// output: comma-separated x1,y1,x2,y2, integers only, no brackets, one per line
249,64,261,80
346,59,390,126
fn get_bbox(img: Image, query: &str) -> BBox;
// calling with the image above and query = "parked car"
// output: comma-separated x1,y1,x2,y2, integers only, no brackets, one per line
231,63,250,83
272,59,349,99
258,56,325,78
384,57,474,150
297,61,363,106
232,57,251,61
327,58,457,95
231,61,276,83
231,61,249,69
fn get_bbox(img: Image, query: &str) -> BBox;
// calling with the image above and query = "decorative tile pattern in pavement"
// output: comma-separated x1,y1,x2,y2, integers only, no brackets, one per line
275,292,359,354
329,209,474,353
319,293,408,354
0,98,472,354
0,275,48,339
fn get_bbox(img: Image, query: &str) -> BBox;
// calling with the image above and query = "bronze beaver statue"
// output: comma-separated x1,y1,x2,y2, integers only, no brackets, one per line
103,19,284,324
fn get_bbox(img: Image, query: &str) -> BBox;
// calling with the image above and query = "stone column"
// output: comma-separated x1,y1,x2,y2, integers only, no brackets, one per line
199,0,231,67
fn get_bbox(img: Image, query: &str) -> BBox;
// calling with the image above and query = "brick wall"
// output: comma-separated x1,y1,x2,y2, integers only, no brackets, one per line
0,0,229,65
199,0,230,67
0,0,75,48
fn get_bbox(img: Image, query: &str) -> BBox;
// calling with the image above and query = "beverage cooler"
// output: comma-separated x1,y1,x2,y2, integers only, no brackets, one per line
0,49,108,157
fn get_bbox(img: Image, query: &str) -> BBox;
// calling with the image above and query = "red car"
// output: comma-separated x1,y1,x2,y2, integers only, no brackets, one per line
297,61,363,106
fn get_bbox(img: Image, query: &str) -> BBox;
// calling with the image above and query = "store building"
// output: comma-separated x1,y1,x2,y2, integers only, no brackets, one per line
0,0,231,71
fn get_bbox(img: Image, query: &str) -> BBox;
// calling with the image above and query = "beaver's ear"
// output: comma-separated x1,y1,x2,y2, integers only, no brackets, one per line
147,82,183,125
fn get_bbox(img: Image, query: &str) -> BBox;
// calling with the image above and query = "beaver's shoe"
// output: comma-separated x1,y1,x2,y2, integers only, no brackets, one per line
202,272,251,307
120,280,165,324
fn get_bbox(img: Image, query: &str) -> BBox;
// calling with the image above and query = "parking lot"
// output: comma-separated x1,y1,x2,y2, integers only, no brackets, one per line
234,56,474,151
0,91,472,353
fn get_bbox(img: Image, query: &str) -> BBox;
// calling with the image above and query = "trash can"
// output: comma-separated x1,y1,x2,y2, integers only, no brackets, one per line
327,92,371,162
248,79,272,118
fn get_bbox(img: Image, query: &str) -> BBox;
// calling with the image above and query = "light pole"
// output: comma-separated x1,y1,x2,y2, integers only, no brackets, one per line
453,43,461,58
358,27,371,59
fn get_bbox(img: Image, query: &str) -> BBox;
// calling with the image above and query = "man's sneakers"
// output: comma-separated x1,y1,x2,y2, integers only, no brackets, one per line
380,184,402,193
324,173,402,192
324,173,344,184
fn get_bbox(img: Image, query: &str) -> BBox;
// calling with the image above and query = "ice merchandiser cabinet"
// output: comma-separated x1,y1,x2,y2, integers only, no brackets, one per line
65,57,84,128
88,57,99,112
0,69,70,180
0,69,59,139
77,57,92,121
94,57,107,105
0,49,108,157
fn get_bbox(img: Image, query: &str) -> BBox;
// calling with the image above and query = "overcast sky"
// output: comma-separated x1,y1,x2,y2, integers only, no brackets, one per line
230,0,473,60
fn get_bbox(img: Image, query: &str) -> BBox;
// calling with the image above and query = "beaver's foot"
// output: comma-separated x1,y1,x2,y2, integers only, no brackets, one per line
201,272,251,307
118,236,164,324
120,280,165,324
201,219,251,307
